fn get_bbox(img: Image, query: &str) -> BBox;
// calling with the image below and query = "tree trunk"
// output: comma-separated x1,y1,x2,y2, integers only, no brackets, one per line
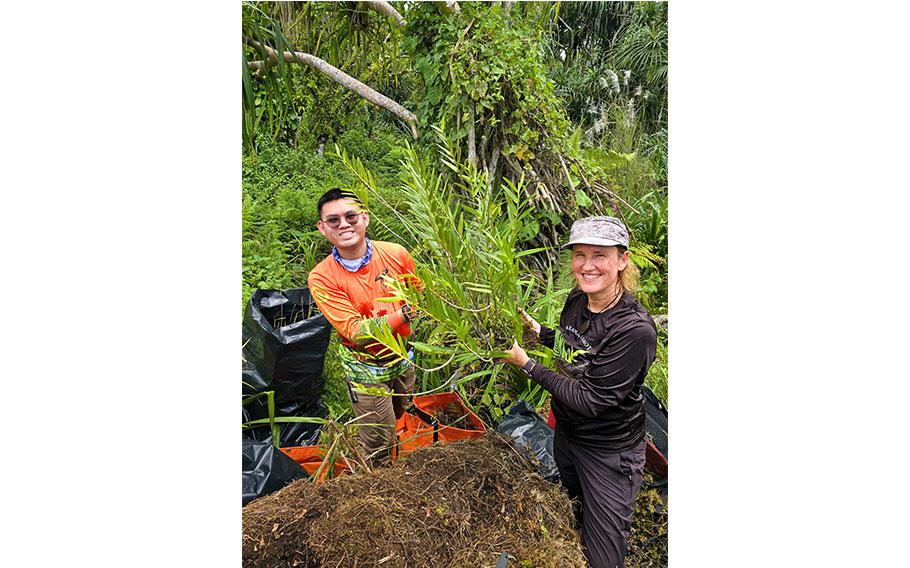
245,38,419,140
488,144,501,189
478,133,489,178
467,104,477,167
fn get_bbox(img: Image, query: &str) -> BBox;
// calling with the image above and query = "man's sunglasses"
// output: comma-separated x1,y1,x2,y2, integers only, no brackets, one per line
321,211,363,229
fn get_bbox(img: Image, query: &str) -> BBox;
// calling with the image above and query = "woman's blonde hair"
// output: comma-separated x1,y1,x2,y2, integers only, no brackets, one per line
618,246,639,293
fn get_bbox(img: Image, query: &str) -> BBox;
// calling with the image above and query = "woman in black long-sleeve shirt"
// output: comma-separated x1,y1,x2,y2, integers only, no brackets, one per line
502,216,657,568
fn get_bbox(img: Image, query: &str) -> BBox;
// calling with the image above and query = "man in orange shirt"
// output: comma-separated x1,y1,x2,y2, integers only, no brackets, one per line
307,188,418,466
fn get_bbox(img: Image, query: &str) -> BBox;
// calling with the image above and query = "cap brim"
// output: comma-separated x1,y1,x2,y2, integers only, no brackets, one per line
562,237,626,249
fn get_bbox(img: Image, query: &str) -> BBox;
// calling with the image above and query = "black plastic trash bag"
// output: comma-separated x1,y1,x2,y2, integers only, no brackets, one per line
242,437,307,506
643,385,668,472
643,386,667,457
243,397,326,448
243,287,332,412
496,401,559,482
642,385,668,505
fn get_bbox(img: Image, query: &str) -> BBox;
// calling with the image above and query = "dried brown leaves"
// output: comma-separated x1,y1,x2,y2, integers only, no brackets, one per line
243,433,586,568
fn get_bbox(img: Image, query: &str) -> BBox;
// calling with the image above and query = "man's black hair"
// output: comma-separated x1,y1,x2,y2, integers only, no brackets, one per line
316,188,361,218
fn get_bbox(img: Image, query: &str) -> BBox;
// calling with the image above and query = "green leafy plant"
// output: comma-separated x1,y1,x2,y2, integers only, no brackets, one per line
241,389,281,447
645,335,668,409
336,123,558,420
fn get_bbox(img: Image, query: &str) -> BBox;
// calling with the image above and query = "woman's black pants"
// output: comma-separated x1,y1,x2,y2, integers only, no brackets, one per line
554,430,646,568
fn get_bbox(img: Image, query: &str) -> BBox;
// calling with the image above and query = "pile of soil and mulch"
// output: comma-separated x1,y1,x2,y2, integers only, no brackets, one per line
243,432,586,568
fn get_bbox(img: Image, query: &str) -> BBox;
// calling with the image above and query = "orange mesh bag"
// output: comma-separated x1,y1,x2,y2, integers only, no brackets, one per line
394,411,437,459
279,445,352,483
412,392,485,442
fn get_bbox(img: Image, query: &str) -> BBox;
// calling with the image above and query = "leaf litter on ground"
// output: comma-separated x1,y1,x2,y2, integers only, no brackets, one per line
243,432,586,567
243,431,668,567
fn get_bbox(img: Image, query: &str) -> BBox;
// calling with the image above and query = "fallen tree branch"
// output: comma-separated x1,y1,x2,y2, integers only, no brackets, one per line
438,1,461,15
244,36,419,140
247,59,269,75
359,1,407,27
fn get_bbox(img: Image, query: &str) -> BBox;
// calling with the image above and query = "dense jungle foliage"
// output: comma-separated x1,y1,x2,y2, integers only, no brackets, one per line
242,1,668,421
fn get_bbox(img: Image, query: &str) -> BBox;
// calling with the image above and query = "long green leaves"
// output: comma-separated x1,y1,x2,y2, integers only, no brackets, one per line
242,389,282,447
336,124,550,412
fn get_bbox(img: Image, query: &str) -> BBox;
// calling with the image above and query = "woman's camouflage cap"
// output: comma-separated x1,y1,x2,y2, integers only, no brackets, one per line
563,216,629,248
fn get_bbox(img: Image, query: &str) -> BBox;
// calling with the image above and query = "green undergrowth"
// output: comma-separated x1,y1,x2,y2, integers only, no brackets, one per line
321,334,353,422
646,334,668,409
242,121,410,310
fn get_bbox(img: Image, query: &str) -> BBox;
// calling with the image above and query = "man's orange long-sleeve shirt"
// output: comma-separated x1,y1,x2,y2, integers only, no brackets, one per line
307,240,418,365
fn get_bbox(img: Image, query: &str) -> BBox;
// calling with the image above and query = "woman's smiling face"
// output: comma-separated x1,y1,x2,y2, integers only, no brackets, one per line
571,244,629,296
